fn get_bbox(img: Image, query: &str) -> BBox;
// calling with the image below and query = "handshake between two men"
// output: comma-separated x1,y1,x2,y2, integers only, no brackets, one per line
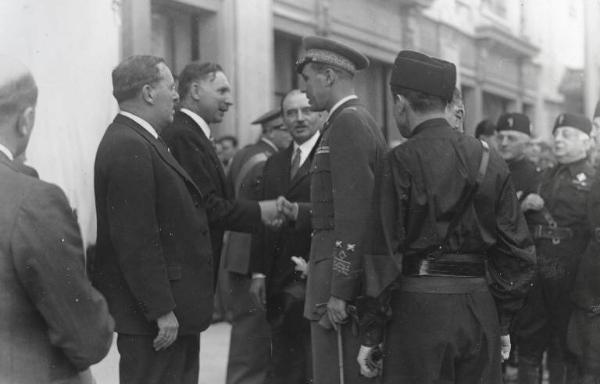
258,196,299,228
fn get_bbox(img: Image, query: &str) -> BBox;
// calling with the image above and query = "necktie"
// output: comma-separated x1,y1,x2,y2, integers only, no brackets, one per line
290,147,302,180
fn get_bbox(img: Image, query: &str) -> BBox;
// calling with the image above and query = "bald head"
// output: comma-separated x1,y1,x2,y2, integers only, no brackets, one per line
0,57,38,158
0,57,37,123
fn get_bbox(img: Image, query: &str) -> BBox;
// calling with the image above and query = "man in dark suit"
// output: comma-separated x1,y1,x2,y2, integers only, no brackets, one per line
249,89,323,384
222,109,292,384
93,55,215,384
162,62,283,287
293,36,387,384
0,57,114,384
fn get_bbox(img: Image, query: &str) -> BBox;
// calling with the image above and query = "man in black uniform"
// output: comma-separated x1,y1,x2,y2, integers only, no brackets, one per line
357,50,536,384
515,113,595,384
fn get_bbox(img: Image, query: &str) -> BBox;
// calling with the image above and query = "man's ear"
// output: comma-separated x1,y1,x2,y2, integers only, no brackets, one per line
323,68,337,87
394,94,408,114
190,81,202,101
141,84,154,105
17,106,35,138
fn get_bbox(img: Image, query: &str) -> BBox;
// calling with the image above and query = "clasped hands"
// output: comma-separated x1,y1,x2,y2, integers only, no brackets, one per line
258,196,299,228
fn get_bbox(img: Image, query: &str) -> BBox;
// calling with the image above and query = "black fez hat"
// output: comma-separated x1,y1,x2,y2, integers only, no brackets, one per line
496,113,531,136
251,108,282,126
390,50,456,102
594,101,600,119
474,119,496,138
296,36,370,74
553,113,592,135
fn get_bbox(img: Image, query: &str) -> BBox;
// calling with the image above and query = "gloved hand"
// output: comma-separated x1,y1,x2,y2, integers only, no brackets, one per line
357,345,383,378
500,334,511,361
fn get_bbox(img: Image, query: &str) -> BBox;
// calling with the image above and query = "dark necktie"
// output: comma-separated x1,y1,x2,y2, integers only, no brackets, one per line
290,147,302,180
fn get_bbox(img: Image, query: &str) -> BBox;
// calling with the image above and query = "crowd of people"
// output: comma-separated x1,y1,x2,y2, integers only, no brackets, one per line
1,34,600,384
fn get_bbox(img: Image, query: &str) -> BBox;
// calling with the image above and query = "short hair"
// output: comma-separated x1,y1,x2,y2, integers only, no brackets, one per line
474,119,496,138
450,87,462,104
309,62,353,80
178,62,223,98
217,135,238,148
112,55,165,103
0,72,37,118
279,89,304,114
390,85,446,113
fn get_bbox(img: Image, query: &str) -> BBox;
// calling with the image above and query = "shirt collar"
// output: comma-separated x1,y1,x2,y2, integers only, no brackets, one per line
411,118,453,138
0,143,14,161
119,111,158,139
328,95,358,117
180,108,212,140
293,130,321,155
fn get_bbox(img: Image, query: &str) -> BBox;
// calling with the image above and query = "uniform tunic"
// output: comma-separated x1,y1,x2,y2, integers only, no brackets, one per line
305,97,386,384
363,118,536,384
516,159,595,364
508,157,543,225
567,175,600,377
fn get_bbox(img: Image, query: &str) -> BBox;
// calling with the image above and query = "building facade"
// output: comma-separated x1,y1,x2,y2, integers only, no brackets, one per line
2,0,597,243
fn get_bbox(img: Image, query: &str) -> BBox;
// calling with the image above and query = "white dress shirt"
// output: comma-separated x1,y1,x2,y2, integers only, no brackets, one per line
119,111,158,139
292,130,321,168
0,142,14,161
180,108,212,140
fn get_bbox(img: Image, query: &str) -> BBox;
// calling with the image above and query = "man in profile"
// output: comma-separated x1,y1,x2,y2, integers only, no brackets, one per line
0,56,114,384
93,55,212,384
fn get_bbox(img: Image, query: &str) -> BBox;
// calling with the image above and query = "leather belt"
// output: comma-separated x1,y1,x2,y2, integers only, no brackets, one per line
530,225,574,244
402,252,485,277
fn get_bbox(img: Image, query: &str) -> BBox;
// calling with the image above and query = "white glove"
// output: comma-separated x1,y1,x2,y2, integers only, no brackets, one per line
500,334,511,361
291,256,308,278
357,345,382,378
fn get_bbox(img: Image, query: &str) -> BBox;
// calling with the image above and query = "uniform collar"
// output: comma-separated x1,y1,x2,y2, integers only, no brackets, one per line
559,158,591,177
119,111,158,139
180,108,212,140
260,137,279,152
328,95,358,117
410,118,453,138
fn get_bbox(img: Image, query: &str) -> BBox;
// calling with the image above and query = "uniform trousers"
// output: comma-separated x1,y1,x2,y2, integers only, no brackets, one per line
224,272,271,384
310,320,370,384
382,277,502,384
568,308,600,382
116,333,199,384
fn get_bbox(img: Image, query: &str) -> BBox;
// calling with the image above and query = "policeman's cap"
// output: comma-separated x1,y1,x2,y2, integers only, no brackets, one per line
497,113,531,136
553,113,591,135
296,36,370,75
252,108,281,125
390,50,456,103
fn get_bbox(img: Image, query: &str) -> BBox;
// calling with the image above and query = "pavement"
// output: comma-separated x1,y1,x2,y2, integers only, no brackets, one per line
90,322,231,384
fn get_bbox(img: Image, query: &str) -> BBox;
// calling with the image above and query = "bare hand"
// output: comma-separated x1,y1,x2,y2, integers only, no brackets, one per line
249,277,266,310
291,256,308,278
521,193,544,212
327,296,347,330
357,345,382,378
500,334,511,361
259,199,284,228
153,311,179,351
277,196,299,220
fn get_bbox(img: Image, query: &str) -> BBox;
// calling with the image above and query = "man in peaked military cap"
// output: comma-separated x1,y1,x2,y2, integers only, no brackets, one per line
357,50,536,384
515,113,596,384
289,36,387,384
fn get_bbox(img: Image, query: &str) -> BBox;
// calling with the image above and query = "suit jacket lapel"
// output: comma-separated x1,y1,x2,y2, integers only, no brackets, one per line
115,114,203,198
179,112,228,193
288,140,318,192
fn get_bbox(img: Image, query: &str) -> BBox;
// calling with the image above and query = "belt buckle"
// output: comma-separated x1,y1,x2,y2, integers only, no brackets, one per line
552,237,561,245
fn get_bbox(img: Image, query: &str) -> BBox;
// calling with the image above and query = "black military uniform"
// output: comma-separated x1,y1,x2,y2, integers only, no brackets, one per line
361,51,536,384
568,175,600,382
516,113,595,384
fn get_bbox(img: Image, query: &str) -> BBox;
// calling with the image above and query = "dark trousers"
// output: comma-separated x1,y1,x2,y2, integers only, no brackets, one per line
267,291,312,384
382,278,502,384
515,273,578,384
224,272,271,384
310,320,370,384
116,333,199,384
